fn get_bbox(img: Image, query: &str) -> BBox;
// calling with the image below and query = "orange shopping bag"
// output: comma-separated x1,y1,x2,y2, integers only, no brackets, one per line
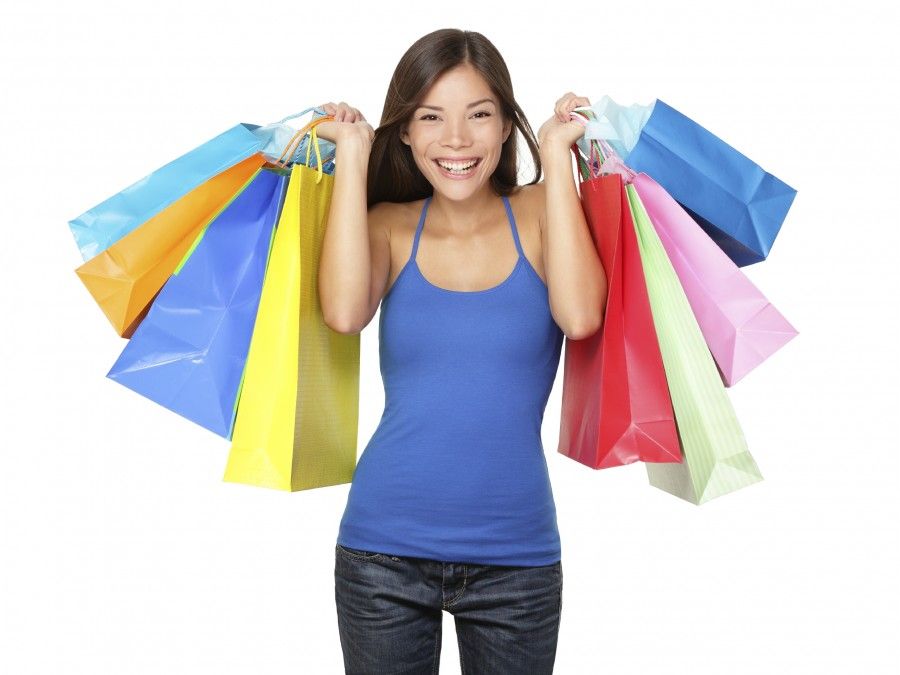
75,152,267,337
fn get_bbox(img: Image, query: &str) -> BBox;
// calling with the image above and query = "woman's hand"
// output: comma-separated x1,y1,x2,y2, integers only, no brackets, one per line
313,101,374,147
537,92,592,153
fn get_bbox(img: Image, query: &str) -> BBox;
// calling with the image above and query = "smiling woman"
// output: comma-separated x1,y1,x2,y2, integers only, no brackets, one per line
365,40,542,206
409,95,501,178
314,27,596,675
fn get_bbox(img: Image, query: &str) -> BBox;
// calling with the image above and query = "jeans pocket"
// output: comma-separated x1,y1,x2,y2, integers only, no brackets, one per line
336,543,386,561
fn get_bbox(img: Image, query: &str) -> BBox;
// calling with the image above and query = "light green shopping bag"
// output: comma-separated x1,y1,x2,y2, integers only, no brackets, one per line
625,182,764,504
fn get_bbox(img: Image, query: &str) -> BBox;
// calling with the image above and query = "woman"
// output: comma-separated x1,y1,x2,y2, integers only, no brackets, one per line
316,28,606,675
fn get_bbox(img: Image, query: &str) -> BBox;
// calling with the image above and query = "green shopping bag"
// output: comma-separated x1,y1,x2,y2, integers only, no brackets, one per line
625,182,764,504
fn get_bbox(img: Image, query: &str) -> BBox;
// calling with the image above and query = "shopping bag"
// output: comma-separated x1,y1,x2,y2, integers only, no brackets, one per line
223,154,360,491
68,107,336,261
578,94,653,160
632,172,799,386
625,182,764,503
557,145,681,469
581,96,797,266
69,124,266,261
147,107,336,283
75,152,267,337
106,166,288,437
252,108,336,175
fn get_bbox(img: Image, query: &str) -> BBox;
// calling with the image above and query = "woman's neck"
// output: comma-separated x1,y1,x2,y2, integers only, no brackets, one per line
427,186,503,234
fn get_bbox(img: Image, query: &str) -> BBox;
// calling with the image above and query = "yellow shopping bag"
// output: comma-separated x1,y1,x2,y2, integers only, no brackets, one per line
223,157,360,491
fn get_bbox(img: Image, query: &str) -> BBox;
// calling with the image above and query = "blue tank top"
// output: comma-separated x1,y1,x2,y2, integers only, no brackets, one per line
336,193,564,566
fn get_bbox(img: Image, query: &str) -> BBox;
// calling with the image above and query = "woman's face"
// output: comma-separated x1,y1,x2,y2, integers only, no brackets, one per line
400,63,512,199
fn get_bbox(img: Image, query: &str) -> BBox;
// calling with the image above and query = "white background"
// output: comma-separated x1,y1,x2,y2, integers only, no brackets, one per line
1,1,897,673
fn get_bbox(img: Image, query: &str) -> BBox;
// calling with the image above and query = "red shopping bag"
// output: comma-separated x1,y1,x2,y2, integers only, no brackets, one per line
558,167,682,469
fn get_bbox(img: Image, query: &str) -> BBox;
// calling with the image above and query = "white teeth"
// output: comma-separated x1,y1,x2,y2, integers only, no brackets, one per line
436,159,478,172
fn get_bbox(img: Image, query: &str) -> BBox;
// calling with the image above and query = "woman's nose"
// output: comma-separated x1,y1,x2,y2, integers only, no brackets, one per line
440,119,472,147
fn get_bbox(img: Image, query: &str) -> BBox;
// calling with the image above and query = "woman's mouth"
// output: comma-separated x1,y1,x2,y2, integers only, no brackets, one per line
433,157,482,179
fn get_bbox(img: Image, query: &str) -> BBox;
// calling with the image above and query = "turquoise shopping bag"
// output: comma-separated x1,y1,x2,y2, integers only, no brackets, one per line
68,106,334,261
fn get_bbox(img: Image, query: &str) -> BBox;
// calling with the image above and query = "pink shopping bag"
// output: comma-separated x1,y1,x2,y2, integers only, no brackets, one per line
631,173,798,386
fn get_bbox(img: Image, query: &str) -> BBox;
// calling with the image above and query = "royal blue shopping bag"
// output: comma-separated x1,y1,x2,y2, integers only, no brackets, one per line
68,106,334,262
106,166,288,438
582,97,797,267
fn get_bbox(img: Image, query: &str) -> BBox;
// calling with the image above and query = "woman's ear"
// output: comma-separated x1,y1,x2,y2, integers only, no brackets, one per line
400,127,409,145
502,118,512,144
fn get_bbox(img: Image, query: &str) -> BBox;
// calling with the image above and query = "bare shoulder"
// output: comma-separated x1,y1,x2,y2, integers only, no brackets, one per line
368,199,423,252
370,199,428,295
511,182,547,234
369,199,424,237
507,183,549,285
367,200,396,238
509,182,546,239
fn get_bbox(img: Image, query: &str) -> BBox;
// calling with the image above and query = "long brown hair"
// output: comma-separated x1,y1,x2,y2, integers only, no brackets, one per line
367,28,542,209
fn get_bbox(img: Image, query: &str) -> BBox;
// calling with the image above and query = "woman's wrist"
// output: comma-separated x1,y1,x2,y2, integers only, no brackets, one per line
337,123,373,149
539,135,573,163
540,141,574,174
335,131,372,161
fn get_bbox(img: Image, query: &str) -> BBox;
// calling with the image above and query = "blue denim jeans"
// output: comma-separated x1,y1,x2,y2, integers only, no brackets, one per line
334,544,563,674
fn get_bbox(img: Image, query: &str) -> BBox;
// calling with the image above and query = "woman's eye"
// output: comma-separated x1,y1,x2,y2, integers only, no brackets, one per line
418,112,492,121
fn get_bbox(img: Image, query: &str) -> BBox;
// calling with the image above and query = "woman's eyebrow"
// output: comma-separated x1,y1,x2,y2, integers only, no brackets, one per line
417,98,496,111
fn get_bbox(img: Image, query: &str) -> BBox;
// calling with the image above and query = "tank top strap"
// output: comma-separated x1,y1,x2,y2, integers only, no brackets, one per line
408,196,431,263
502,195,526,259
409,194,524,262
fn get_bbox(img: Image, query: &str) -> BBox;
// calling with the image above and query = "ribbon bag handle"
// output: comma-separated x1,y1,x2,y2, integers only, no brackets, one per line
274,114,335,183
568,106,636,184
568,108,603,181
264,106,336,174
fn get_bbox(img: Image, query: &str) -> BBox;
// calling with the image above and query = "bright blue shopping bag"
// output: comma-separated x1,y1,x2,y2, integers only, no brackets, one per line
68,106,333,262
106,166,288,438
582,97,797,267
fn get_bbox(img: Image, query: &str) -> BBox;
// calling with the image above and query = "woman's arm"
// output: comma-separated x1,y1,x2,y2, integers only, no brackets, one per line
316,101,386,335
538,140,607,340
533,92,607,340
318,136,373,334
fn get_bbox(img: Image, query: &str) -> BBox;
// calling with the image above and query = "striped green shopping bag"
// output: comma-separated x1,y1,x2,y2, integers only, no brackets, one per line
625,182,764,504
